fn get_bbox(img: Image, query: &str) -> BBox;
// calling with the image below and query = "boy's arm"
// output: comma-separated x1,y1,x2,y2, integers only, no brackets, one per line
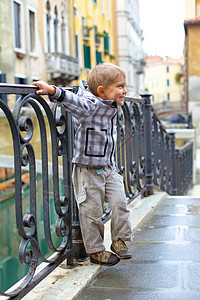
32,81,96,120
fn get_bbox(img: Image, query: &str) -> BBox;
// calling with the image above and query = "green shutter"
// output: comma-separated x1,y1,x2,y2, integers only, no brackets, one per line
104,31,109,52
83,44,91,69
96,50,102,64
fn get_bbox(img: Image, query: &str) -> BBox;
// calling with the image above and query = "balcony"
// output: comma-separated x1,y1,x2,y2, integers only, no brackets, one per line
46,53,80,81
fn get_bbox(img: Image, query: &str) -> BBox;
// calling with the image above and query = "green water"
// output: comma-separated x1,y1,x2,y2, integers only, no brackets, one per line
0,174,63,292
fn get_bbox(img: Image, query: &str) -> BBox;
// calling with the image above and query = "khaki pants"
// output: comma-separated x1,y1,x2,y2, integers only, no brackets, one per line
72,164,133,254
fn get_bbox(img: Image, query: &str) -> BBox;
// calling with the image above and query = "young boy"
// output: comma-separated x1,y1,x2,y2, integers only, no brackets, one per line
32,63,133,266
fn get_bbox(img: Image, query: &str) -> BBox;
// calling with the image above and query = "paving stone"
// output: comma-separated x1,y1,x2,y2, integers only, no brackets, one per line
77,289,200,300
163,197,200,206
144,215,200,227
88,261,179,290
129,241,200,262
182,227,200,241
133,226,177,241
185,263,200,290
155,205,200,215
155,205,188,215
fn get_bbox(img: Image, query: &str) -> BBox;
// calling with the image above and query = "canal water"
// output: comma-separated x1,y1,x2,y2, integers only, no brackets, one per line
0,173,64,292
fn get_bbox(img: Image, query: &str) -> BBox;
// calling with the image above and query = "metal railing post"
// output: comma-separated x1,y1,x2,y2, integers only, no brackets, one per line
168,131,178,195
141,92,154,196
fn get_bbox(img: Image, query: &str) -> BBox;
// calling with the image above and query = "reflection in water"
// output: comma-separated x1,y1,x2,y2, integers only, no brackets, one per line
0,174,63,292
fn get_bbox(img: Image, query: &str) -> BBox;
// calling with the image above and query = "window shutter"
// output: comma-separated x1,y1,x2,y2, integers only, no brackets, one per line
96,50,102,64
104,31,109,51
83,44,91,69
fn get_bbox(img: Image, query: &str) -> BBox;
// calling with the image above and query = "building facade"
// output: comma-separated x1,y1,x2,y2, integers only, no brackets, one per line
184,0,200,145
115,0,145,96
72,0,116,83
0,0,145,107
0,0,79,107
144,56,184,106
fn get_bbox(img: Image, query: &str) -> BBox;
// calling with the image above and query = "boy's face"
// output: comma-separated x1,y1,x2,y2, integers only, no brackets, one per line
98,75,127,106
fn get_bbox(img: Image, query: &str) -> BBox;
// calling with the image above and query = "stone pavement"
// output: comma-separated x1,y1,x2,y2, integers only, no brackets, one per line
76,189,200,299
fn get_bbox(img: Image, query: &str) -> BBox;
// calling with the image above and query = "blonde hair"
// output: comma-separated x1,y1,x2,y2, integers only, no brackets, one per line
87,63,126,96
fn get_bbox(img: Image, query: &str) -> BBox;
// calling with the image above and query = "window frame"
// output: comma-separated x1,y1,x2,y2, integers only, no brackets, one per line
54,5,58,52
46,1,51,53
13,0,25,53
75,34,79,58
27,6,37,56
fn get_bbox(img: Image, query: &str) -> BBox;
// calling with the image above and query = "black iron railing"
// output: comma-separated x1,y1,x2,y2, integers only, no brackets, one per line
0,84,193,298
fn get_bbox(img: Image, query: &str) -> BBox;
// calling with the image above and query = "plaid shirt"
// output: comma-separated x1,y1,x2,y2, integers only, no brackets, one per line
49,81,117,166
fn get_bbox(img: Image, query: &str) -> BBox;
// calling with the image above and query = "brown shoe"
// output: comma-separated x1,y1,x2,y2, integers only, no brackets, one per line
90,250,120,266
111,239,132,259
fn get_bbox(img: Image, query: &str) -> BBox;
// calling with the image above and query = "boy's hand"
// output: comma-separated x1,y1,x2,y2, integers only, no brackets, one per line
32,81,56,95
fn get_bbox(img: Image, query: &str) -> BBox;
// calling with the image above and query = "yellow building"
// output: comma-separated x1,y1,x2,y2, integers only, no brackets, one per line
144,56,184,105
71,0,116,82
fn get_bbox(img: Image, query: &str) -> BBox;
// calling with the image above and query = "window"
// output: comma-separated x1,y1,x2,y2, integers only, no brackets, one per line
73,5,78,16
28,9,36,53
94,26,100,45
75,34,79,58
46,1,51,52
82,16,89,39
83,44,91,69
167,79,170,86
167,93,170,101
101,0,105,13
93,0,97,4
107,0,111,20
61,11,65,54
54,6,58,52
104,31,109,52
96,50,102,64
166,66,169,72
13,1,22,49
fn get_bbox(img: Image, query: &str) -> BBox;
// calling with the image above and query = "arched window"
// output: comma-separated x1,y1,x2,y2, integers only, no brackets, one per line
61,9,66,54
54,5,58,52
46,1,51,52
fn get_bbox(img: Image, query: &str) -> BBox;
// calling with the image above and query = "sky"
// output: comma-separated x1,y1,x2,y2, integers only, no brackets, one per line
139,0,185,58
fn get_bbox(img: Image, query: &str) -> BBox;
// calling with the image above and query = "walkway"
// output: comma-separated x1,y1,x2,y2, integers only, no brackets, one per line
76,187,200,299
